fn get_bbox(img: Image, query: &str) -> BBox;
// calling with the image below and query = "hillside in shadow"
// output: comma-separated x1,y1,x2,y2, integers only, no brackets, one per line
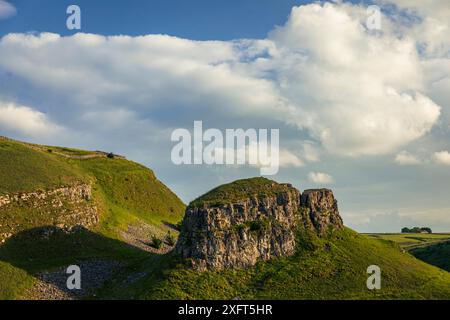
0,226,164,299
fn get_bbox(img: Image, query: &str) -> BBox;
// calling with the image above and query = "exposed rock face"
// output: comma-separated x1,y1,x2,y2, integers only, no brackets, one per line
0,184,98,242
300,189,343,234
176,181,343,271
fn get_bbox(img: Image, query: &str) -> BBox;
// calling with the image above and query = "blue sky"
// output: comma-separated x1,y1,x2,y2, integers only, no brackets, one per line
1,0,450,232
2,0,315,39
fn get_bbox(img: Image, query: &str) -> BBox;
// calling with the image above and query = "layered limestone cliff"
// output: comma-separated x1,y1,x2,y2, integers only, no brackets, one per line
176,179,343,271
301,189,343,234
0,184,98,242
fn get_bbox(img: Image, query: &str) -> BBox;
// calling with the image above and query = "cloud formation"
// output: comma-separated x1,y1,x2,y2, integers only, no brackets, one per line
308,171,334,184
433,151,450,165
267,3,441,156
394,151,422,165
0,1,444,159
0,1,16,20
0,101,62,137
378,0,450,57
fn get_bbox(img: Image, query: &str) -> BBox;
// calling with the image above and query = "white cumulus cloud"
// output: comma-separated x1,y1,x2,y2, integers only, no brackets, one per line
307,171,334,184
267,2,441,156
379,0,450,57
0,101,62,137
394,151,422,165
0,1,16,20
279,149,304,167
433,150,450,165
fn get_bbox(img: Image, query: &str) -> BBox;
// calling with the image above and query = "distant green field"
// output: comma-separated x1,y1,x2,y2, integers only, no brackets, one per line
365,233,450,273
365,233,450,250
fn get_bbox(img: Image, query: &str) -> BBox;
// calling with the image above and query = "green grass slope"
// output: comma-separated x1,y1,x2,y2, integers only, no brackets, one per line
77,156,185,234
112,228,450,300
0,138,90,194
0,137,185,299
0,137,185,233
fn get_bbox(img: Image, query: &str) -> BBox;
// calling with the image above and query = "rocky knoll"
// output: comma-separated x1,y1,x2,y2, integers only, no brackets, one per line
176,178,343,271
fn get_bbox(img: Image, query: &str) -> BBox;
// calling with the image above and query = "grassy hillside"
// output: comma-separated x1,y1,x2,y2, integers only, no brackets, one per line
102,227,450,299
0,137,185,299
0,138,90,194
0,137,185,232
77,156,185,233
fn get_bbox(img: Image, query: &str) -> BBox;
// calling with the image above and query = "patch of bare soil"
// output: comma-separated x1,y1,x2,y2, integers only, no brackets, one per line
119,220,177,254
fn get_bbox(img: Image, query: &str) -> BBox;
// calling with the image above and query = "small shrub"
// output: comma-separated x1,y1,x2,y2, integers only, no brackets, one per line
165,231,176,246
249,221,262,232
236,224,246,233
107,152,115,159
150,235,163,249
249,219,270,232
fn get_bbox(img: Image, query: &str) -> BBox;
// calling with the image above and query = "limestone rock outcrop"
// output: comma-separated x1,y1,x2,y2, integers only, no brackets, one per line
176,179,343,271
300,189,343,234
0,184,98,242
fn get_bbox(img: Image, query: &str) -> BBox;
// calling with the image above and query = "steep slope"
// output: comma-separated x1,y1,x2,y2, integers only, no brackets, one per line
109,178,450,300
0,137,185,299
0,136,184,238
